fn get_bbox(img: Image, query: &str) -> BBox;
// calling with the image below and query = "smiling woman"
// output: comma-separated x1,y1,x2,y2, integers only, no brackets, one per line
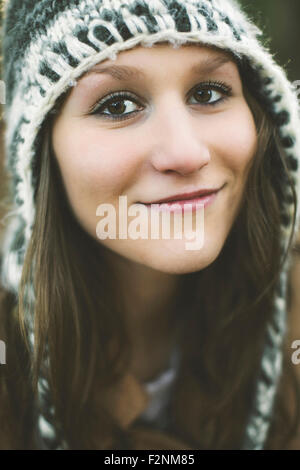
0,0,300,451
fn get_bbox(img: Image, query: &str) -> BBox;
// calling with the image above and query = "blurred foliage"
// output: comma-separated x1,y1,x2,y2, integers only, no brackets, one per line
239,0,300,81
0,0,4,118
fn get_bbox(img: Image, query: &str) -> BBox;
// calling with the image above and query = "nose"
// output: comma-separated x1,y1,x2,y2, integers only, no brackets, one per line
150,99,211,176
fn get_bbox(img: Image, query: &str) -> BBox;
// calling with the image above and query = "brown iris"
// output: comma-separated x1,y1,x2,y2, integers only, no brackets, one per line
194,88,212,103
107,99,126,115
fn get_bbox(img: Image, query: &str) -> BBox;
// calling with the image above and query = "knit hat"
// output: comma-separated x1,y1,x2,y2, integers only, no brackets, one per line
1,0,300,450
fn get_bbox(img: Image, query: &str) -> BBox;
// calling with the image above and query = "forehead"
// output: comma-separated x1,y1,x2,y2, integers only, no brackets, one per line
78,42,239,82
51,43,241,115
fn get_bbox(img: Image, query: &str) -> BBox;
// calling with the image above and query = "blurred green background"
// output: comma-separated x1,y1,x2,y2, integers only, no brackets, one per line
238,0,300,81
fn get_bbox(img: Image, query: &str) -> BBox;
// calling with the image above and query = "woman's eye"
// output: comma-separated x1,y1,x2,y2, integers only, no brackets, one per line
189,80,233,106
90,81,232,121
90,92,143,121
190,86,226,105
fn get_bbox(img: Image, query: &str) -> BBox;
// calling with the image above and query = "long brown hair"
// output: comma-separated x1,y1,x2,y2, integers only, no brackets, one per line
0,60,299,449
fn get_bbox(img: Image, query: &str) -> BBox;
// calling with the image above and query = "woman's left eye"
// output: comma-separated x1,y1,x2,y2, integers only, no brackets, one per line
189,82,231,106
89,81,233,121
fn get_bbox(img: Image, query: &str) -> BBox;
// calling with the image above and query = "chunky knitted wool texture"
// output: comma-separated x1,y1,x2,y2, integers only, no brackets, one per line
1,0,300,450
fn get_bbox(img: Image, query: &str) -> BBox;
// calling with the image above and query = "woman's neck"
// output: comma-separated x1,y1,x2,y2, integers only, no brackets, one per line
104,249,183,382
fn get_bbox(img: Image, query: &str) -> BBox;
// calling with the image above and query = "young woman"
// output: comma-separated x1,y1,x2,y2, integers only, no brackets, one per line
0,0,300,450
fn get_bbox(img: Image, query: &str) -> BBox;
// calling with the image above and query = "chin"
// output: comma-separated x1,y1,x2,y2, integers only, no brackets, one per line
101,237,225,275
147,246,223,274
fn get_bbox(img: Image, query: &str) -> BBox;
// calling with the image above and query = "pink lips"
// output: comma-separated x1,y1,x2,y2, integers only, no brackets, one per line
143,185,224,213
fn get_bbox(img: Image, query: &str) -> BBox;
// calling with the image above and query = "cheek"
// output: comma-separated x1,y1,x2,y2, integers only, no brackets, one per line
213,104,257,175
52,120,140,204
206,103,257,224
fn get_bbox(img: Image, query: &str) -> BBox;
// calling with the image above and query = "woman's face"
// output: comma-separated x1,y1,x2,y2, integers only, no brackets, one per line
51,43,257,274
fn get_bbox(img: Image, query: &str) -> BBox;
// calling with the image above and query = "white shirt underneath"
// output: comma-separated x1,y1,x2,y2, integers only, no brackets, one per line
136,347,181,430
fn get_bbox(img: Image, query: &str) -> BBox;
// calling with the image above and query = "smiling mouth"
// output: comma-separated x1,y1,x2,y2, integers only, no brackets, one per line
140,184,226,213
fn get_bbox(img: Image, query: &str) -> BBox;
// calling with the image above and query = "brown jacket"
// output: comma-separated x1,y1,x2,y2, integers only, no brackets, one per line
92,370,196,450
90,373,205,450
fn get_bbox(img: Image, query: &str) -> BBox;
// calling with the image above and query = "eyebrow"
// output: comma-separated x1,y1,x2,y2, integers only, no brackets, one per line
80,54,234,82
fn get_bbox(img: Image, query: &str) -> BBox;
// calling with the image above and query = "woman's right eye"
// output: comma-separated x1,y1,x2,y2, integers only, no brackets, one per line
90,91,144,121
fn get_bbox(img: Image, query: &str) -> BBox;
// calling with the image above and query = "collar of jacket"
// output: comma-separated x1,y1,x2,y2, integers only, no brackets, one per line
97,372,150,429
91,368,203,450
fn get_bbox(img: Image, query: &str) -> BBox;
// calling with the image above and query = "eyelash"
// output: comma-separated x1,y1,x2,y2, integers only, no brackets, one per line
89,80,233,121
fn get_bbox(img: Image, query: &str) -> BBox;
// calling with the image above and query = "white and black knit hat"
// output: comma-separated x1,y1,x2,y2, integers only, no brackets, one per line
1,0,300,450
